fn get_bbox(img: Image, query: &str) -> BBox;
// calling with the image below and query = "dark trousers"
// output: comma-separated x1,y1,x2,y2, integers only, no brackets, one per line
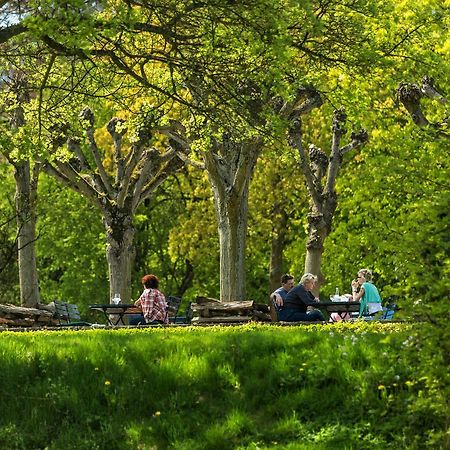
128,314,163,325
278,308,324,322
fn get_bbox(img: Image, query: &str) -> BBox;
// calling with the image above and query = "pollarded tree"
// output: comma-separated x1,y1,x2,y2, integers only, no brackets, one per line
43,108,190,302
397,75,449,139
287,89,368,290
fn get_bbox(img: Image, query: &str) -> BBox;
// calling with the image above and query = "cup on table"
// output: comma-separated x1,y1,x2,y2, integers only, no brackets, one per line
112,294,121,304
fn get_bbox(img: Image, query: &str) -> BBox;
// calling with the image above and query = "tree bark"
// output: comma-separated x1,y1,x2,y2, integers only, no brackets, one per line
104,211,136,303
216,189,249,302
204,137,262,302
13,161,40,307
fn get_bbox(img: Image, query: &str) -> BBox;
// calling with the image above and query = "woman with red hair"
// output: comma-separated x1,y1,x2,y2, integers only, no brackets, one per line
130,274,168,325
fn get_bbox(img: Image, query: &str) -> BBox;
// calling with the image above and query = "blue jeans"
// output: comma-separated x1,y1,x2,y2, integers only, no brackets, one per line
128,314,163,325
278,308,324,322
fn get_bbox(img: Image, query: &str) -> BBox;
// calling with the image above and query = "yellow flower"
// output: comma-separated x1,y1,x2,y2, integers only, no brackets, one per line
377,384,385,390
153,411,161,417
104,380,111,386
405,380,414,388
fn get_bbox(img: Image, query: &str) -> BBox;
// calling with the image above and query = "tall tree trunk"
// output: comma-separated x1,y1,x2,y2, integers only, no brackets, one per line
215,189,249,302
104,212,136,303
13,161,40,307
304,198,336,293
203,137,261,302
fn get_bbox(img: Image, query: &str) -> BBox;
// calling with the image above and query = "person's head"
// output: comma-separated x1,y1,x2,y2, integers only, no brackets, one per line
142,274,159,289
357,269,372,283
280,273,295,291
300,273,318,291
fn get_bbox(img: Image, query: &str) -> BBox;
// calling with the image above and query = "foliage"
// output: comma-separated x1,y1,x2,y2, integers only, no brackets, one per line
0,159,19,303
36,174,108,314
0,323,448,449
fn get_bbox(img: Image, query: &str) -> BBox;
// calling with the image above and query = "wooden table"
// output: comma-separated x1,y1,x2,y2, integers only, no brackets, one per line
315,301,360,322
89,304,141,326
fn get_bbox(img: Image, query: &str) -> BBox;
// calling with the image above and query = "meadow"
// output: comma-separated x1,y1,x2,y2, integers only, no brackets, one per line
0,322,447,449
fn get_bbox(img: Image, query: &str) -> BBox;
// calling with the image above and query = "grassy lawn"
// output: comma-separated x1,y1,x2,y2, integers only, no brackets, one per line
0,322,447,449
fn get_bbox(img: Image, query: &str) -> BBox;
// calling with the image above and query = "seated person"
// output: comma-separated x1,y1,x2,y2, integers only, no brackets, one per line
278,273,325,322
352,268,383,317
271,273,295,306
129,274,169,325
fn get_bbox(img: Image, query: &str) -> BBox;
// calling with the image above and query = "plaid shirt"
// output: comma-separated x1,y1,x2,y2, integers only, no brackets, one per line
135,288,168,324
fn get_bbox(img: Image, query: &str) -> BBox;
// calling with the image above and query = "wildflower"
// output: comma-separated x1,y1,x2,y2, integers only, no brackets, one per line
405,380,414,388
153,411,161,417
377,385,385,390
104,380,111,386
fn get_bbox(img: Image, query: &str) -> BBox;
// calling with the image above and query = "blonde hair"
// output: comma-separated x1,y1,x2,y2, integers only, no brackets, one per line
358,268,372,281
300,273,318,285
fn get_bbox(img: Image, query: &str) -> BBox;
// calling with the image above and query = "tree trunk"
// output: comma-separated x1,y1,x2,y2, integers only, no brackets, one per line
215,191,249,302
14,161,40,307
304,195,336,295
104,212,136,303
304,219,328,295
204,138,261,302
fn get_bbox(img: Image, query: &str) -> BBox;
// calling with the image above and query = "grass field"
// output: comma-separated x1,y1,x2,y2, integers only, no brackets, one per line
0,322,448,449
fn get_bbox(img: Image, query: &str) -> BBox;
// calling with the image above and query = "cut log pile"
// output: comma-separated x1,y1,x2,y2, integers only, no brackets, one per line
191,297,271,324
0,304,57,328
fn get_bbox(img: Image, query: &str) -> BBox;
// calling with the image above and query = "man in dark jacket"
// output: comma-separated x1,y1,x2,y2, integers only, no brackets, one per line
279,273,324,322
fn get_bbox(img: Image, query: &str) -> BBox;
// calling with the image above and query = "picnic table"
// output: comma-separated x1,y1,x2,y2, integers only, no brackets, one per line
315,301,360,322
89,304,141,326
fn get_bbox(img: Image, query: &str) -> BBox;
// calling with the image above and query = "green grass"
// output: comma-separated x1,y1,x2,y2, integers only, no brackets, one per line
0,322,447,449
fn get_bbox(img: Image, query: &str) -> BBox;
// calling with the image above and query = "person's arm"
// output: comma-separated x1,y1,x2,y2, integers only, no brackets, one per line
134,293,143,307
352,286,365,302
271,292,284,307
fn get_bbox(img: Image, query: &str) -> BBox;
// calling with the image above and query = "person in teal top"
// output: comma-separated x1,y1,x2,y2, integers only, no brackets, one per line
351,268,383,316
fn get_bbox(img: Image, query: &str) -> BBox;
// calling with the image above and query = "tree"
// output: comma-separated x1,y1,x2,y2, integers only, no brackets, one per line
285,87,368,291
42,108,190,302
397,75,449,139
0,70,41,307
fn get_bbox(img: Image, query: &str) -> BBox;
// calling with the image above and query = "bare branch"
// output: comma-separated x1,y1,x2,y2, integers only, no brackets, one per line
79,106,114,196
397,76,448,138
287,118,321,207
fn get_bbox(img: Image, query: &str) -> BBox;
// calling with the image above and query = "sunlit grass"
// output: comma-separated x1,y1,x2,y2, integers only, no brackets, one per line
0,322,446,449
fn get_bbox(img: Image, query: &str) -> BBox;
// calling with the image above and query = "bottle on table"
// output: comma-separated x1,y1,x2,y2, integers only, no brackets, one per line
335,287,340,299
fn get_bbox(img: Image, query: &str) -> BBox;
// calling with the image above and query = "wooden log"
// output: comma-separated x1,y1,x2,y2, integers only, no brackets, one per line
191,316,252,323
0,304,53,318
191,301,254,312
195,296,221,304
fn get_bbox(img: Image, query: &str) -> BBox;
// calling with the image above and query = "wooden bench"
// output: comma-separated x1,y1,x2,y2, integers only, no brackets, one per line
166,296,187,323
54,301,92,326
